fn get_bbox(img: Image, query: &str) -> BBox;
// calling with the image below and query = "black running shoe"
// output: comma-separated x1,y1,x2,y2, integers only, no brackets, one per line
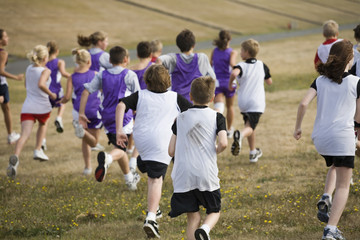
231,130,241,156
143,219,160,238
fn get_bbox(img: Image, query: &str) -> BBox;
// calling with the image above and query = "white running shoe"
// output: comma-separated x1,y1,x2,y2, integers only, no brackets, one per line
195,227,210,240
249,148,262,163
33,149,49,161
91,143,105,151
227,127,234,139
83,168,92,175
126,172,141,191
41,138,47,151
7,132,20,144
54,117,64,133
7,155,19,179
73,120,85,138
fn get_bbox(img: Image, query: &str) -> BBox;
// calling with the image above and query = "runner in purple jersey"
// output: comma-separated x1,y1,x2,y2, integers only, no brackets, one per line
133,61,152,90
210,30,238,137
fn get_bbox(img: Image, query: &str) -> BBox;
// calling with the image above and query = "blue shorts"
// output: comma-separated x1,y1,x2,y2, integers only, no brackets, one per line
0,84,10,103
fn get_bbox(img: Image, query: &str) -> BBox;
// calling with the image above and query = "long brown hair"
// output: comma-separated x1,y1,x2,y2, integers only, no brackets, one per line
213,30,231,50
317,40,353,84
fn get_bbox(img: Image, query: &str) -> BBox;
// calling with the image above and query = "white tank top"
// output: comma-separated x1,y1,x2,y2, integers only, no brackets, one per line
21,65,51,114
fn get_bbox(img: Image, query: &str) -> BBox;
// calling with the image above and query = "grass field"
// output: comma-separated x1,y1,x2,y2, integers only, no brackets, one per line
1,0,360,239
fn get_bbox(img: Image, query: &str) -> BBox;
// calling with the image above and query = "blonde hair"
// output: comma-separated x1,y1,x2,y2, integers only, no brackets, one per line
150,39,163,53
77,31,108,47
27,45,48,65
144,65,170,93
72,48,90,66
323,20,339,38
241,39,259,58
190,76,215,104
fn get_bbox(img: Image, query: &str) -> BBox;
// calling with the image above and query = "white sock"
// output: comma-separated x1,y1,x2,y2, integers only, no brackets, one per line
107,154,113,165
325,225,337,232
323,193,332,202
250,149,257,155
56,116,62,121
200,224,210,234
124,172,134,182
147,211,156,221
129,157,137,170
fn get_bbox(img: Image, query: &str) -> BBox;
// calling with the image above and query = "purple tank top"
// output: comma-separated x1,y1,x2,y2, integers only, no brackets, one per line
133,61,152,90
46,58,62,94
71,70,100,119
171,53,202,101
101,69,133,133
90,51,103,71
212,47,232,86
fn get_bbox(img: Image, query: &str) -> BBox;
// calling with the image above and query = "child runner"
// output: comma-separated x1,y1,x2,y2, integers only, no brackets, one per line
46,41,71,134
314,20,342,68
229,39,272,163
6,45,56,178
61,49,102,175
79,46,140,190
116,64,192,238
0,29,24,144
353,24,360,65
210,30,237,137
157,29,216,102
77,31,112,71
150,39,163,63
294,40,358,240
168,76,227,240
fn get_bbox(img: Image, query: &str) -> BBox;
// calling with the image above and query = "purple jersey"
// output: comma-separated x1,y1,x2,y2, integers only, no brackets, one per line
46,58,62,94
90,51,103,71
212,47,232,86
71,70,101,119
133,61,152,90
101,69,133,133
171,53,202,101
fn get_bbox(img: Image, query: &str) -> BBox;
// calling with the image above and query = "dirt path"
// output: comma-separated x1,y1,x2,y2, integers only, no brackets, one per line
6,22,357,74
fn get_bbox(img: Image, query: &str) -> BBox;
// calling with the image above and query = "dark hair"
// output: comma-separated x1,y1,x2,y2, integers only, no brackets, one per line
144,65,171,93
190,76,215,104
317,40,353,84
47,40,58,55
137,41,152,58
109,46,127,65
0,29,4,39
77,31,107,47
354,24,360,42
176,29,195,52
213,30,231,50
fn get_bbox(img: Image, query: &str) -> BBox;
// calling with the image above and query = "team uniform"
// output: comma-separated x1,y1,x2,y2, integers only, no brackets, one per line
169,106,226,217
212,47,235,98
71,70,102,129
314,39,343,65
46,58,64,108
310,72,360,168
84,66,139,150
159,53,216,102
133,62,153,90
0,48,9,103
234,58,271,129
21,64,52,123
120,89,192,178
88,47,112,71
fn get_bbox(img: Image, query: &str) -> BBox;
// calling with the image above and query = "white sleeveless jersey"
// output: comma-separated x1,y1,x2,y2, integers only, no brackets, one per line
317,39,342,64
21,65,51,114
312,74,359,155
172,107,219,193
133,89,180,165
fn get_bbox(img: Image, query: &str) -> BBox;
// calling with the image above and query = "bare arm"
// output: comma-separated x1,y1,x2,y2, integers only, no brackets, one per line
38,68,56,100
57,59,71,78
168,134,176,157
60,76,73,104
116,102,128,148
210,49,214,66
265,77,273,85
229,50,238,67
216,130,228,154
293,88,317,140
78,89,90,128
0,51,24,81
355,98,360,124
229,68,240,91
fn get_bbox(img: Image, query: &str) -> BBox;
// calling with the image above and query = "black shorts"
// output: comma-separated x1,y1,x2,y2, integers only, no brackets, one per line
321,155,354,169
169,189,221,218
106,133,129,151
137,156,168,179
0,84,10,103
241,112,262,130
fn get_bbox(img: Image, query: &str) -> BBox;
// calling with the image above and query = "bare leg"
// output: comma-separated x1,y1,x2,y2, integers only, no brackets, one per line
57,104,66,118
82,129,100,169
14,120,35,156
213,93,224,113
110,148,130,174
147,177,163,214
328,167,352,226
225,96,234,130
35,121,48,150
247,130,256,151
324,165,336,195
1,102,13,134
187,212,201,240
203,212,221,231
